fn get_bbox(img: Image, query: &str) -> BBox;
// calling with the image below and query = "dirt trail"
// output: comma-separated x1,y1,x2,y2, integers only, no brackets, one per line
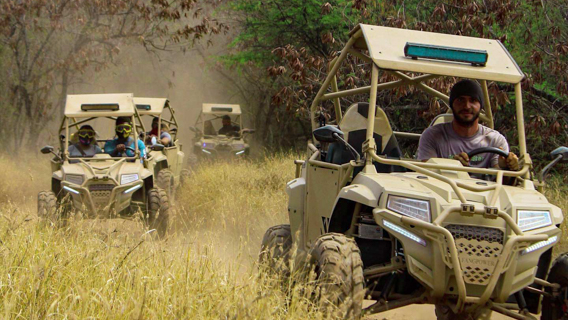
364,304,515,319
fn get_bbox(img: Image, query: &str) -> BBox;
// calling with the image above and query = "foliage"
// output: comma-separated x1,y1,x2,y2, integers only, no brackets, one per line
0,0,228,153
224,0,568,169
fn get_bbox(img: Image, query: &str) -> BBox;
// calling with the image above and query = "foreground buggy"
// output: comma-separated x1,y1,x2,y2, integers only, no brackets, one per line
260,24,568,319
134,97,190,200
191,103,254,160
38,93,169,237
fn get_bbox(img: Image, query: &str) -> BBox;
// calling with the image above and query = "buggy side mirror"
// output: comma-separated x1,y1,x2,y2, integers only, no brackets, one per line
151,144,165,151
59,135,66,141
170,128,178,134
41,145,54,154
313,125,344,143
539,146,568,183
551,147,568,163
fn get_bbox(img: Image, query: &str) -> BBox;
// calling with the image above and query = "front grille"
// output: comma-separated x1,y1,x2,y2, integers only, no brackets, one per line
446,224,504,244
215,145,232,151
446,224,504,286
88,184,114,210
89,184,115,191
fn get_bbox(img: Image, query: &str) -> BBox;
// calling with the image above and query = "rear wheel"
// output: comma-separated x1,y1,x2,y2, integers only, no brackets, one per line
310,233,365,319
259,224,292,278
157,169,175,203
145,188,170,238
541,253,568,320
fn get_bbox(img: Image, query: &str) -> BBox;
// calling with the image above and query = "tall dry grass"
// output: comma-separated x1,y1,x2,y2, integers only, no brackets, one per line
0,153,332,319
0,152,567,319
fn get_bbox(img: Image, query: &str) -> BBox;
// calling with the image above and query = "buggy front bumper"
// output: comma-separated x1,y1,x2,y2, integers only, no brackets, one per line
374,205,561,313
61,180,143,217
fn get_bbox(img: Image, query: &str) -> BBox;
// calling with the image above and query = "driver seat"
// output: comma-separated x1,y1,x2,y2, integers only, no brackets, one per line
327,102,404,173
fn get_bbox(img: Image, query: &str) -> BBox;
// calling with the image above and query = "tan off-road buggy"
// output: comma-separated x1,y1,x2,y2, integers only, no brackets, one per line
133,97,190,200
260,24,568,319
191,103,254,160
38,93,169,237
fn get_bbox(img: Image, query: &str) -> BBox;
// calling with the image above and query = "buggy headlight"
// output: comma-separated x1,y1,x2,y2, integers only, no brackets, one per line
387,195,431,222
202,142,215,149
65,174,84,185
120,174,139,185
517,210,552,232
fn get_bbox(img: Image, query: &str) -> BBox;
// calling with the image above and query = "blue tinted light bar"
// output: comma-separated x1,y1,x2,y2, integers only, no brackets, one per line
63,186,80,195
404,42,488,66
383,220,427,246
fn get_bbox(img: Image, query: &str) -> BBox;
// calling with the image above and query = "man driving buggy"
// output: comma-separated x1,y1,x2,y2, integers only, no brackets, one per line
417,79,519,171
104,117,146,158
218,115,240,136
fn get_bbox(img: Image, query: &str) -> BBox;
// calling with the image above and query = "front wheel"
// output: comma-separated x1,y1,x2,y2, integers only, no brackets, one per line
310,233,365,319
37,191,66,226
145,188,170,238
157,169,176,203
542,253,568,320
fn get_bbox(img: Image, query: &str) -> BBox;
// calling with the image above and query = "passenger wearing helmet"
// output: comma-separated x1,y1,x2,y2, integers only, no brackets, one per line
68,125,102,157
104,117,146,157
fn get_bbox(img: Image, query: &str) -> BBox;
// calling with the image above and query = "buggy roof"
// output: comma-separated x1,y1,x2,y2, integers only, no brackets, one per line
352,24,524,83
64,93,135,118
133,97,168,116
202,103,241,115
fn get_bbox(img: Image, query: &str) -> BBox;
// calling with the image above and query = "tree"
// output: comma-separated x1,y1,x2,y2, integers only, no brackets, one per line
224,0,568,165
0,0,227,153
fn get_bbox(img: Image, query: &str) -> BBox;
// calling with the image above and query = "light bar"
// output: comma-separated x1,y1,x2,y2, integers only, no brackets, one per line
235,150,245,155
522,236,558,255
63,186,80,195
404,42,488,66
211,107,233,112
123,184,142,194
202,149,212,154
136,104,151,110
383,220,426,246
81,103,119,111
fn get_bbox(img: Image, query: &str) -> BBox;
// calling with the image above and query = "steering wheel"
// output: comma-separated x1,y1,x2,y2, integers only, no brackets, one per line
466,147,509,159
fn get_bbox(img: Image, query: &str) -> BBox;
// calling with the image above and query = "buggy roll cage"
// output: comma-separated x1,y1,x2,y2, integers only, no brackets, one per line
134,98,181,142
310,24,531,204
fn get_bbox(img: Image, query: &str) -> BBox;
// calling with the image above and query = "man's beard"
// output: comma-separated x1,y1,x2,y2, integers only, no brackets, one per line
453,109,480,128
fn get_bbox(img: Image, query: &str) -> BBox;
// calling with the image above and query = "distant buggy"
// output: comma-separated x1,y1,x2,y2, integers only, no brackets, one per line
38,93,169,237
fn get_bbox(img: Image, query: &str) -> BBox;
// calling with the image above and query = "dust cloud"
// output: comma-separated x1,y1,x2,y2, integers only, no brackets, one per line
68,38,242,150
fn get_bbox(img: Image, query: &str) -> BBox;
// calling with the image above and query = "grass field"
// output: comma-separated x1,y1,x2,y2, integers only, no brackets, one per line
0,154,566,319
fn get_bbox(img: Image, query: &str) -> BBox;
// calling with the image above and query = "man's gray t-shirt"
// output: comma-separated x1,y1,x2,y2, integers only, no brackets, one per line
417,123,508,168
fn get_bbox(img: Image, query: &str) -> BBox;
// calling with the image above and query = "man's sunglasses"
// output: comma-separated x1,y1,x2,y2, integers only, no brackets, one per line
116,124,132,133
78,130,95,138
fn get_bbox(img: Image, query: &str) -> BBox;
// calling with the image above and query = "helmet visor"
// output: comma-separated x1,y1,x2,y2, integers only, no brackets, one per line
116,124,132,133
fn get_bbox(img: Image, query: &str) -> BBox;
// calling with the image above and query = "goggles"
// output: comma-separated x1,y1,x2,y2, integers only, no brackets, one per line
78,130,95,138
116,124,132,133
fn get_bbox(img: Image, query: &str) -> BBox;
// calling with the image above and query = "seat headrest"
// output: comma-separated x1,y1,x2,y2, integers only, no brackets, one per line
339,102,394,153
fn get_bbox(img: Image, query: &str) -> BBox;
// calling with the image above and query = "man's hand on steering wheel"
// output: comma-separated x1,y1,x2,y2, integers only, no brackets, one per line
453,152,470,167
116,144,126,153
498,149,519,171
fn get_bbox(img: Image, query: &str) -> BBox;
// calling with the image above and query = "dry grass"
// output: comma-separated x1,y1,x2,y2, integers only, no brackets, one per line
0,153,567,319
0,153,329,319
